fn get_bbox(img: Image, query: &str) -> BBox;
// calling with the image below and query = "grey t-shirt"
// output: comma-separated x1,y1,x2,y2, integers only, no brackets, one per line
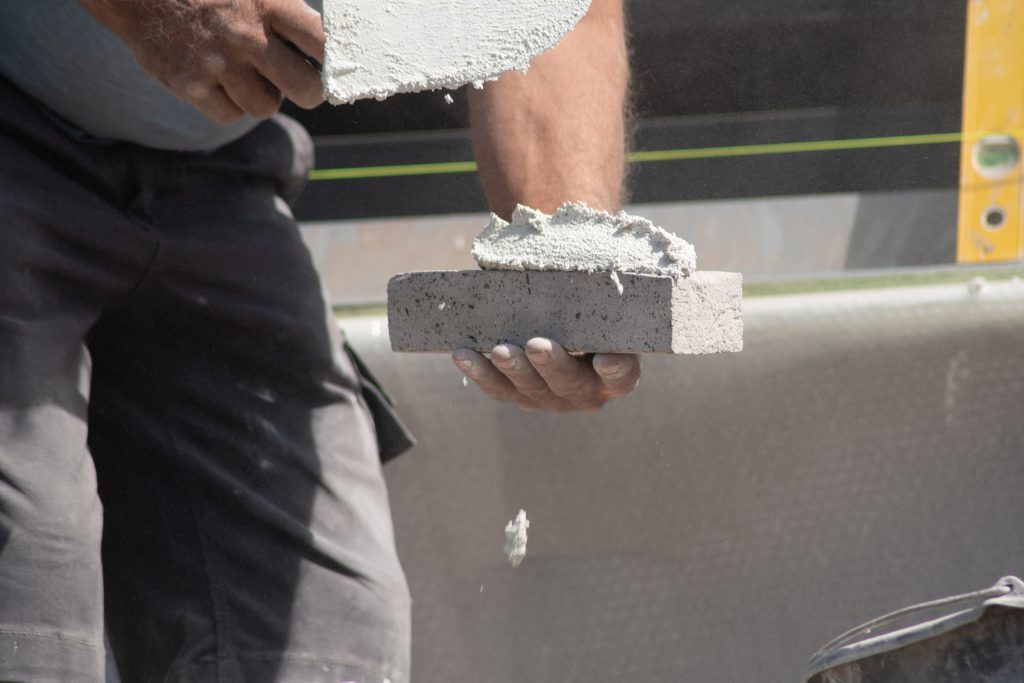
0,1,319,151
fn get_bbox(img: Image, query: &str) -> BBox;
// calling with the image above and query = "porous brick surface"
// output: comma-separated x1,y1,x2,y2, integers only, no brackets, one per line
387,270,742,354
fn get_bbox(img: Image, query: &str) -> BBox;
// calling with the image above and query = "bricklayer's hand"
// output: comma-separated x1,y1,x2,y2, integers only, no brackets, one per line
452,338,640,412
80,0,324,123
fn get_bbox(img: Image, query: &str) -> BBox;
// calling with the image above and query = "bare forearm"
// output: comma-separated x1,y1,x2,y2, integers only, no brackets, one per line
468,0,629,219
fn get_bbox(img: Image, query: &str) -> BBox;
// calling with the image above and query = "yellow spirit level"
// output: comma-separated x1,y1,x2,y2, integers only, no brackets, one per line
957,0,1024,263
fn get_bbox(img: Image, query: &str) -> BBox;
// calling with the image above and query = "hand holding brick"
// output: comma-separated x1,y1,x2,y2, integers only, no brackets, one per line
452,337,641,412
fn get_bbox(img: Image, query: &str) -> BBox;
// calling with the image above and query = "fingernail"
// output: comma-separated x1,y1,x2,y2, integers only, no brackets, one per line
455,359,473,372
491,345,515,367
526,339,553,364
597,360,622,376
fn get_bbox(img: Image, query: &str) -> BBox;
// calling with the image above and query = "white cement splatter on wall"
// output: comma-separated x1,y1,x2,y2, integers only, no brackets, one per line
322,0,592,104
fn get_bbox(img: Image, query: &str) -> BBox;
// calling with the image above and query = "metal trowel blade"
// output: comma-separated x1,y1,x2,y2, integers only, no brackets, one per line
321,0,592,104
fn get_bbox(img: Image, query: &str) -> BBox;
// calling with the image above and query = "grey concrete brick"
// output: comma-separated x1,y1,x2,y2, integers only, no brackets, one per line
387,270,743,354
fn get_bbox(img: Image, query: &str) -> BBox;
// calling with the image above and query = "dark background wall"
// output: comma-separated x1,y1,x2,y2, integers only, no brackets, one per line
288,1,968,222
285,1,965,135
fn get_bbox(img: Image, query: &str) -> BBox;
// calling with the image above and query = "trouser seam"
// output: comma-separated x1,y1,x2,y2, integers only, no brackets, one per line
196,652,383,667
168,652,391,682
106,228,166,308
0,629,103,650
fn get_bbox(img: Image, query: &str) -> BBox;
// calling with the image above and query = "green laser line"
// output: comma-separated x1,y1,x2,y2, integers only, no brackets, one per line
628,131,964,162
308,130,969,182
309,160,478,180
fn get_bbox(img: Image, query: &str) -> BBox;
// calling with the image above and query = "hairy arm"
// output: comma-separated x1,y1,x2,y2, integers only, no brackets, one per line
79,0,325,123
454,0,640,413
468,0,629,218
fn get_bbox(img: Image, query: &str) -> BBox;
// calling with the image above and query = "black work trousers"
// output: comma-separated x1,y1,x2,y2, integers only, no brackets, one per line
0,76,410,683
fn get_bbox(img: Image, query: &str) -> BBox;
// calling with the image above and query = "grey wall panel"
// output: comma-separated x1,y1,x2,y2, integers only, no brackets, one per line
342,280,1024,683
303,191,963,306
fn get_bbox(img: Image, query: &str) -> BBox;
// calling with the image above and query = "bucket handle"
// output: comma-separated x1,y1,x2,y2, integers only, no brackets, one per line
807,576,1024,670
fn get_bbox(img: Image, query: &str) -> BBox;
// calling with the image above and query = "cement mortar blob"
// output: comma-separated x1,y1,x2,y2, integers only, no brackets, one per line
472,202,698,279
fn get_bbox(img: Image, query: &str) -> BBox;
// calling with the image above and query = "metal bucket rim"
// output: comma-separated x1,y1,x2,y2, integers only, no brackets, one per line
805,577,1024,679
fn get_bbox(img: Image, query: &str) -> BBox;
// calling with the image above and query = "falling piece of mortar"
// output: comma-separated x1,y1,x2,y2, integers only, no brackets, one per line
321,0,592,104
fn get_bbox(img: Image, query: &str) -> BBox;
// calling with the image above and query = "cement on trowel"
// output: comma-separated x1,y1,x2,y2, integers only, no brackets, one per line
472,202,698,280
322,0,592,104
